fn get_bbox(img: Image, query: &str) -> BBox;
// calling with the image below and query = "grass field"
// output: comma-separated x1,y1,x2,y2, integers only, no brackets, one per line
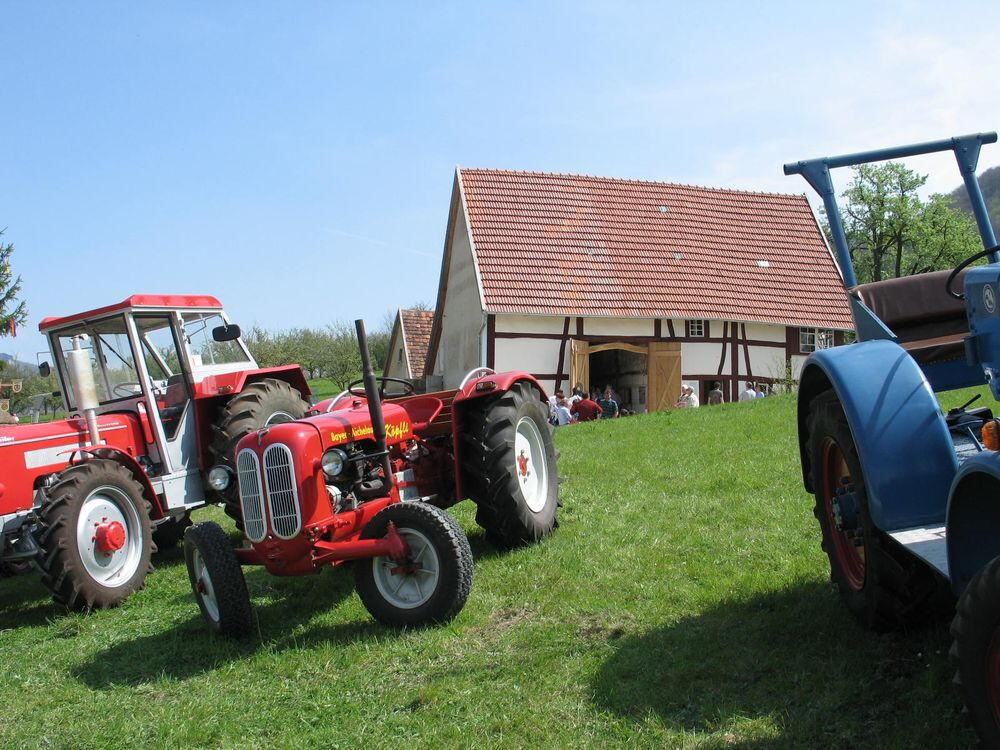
0,389,985,748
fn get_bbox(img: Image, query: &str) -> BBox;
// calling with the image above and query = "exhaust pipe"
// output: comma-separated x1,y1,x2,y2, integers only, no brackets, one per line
67,336,101,447
354,319,393,493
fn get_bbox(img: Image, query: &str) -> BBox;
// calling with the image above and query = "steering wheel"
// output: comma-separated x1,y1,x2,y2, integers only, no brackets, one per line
112,381,143,398
348,377,415,399
946,245,1000,299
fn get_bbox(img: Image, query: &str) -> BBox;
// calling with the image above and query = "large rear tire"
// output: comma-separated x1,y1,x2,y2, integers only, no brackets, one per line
808,390,940,631
461,381,559,547
37,459,153,611
354,502,473,628
208,377,309,530
184,521,253,639
952,555,1000,748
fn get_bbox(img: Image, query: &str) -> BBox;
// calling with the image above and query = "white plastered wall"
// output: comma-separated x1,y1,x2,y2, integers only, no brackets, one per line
439,207,486,388
582,318,654,336
494,337,562,375
495,314,566,335
383,324,409,380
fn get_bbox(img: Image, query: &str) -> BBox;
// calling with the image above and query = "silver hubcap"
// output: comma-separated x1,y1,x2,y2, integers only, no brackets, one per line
192,549,220,622
372,528,439,609
75,485,143,587
514,416,549,513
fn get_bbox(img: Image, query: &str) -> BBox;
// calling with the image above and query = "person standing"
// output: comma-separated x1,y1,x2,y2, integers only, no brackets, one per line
597,388,619,419
755,384,767,398
571,393,602,422
739,382,757,402
707,381,724,405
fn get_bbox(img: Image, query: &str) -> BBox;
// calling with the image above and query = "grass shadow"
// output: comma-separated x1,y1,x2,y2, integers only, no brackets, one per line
593,581,972,748
72,564,389,688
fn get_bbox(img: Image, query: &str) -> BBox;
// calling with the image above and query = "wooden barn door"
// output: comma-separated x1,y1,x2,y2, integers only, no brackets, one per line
570,339,589,393
647,342,681,412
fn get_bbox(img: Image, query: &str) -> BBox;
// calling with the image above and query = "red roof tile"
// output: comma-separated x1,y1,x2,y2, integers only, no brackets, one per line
400,308,434,378
458,169,853,329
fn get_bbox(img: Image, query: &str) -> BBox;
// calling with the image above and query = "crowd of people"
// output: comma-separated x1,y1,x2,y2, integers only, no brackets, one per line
548,384,625,425
550,379,772,423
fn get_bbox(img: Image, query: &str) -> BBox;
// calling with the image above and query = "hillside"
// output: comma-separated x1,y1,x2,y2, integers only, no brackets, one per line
949,164,1000,229
0,392,981,747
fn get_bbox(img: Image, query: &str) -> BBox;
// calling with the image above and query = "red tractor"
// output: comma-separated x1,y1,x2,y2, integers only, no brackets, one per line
0,295,311,610
184,320,559,636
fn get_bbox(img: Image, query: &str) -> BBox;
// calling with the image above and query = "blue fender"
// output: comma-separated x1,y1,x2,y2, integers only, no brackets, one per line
947,453,1000,594
797,339,956,531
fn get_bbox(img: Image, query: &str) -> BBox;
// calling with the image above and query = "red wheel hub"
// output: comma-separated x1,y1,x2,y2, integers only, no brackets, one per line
821,440,865,591
95,521,126,554
989,630,1000,725
517,450,530,477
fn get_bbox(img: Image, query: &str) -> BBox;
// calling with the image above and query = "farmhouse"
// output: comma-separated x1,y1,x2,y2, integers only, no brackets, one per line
384,308,434,381
423,168,853,410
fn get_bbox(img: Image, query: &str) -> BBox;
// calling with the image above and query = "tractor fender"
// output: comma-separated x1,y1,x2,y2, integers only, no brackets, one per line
194,366,311,400
947,453,1000,594
453,371,548,404
797,339,956,532
71,446,165,520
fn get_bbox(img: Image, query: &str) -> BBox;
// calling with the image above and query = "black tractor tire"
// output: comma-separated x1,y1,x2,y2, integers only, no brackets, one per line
952,555,1000,748
461,381,559,547
184,521,253,639
808,390,942,631
152,512,192,550
354,502,473,628
37,459,154,611
208,377,309,529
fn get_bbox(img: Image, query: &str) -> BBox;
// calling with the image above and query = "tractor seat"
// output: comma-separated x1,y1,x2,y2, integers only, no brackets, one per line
398,396,444,433
852,269,970,366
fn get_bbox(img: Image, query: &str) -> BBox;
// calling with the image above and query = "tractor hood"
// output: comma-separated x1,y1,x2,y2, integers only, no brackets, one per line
237,401,414,457
307,401,414,450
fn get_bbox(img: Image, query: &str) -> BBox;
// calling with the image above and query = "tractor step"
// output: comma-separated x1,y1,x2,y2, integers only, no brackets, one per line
888,525,949,577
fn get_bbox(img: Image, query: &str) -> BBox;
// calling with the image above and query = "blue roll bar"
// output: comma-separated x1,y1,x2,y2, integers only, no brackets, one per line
784,132,998,289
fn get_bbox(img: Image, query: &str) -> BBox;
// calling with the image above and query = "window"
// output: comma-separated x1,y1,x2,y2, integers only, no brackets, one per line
181,313,252,368
686,320,709,337
800,327,835,353
398,348,403,363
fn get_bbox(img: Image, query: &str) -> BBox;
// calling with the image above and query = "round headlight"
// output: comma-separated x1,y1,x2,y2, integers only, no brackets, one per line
207,465,233,491
322,448,348,477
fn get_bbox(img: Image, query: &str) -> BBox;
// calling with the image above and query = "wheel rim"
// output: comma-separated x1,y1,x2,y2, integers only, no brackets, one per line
191,548,220,623
265,410,295,426
372,528,439,609
821,439,865,591
75,485,144,587
514,416,549,513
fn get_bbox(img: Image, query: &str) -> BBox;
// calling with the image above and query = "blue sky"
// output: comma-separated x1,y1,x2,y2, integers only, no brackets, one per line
2,1,999,361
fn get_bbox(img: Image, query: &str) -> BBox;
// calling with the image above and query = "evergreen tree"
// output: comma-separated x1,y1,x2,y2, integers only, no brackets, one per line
0,231,27,340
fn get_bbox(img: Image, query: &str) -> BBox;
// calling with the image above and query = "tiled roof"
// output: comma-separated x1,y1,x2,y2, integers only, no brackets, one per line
400,308,434,378
458,169,853,329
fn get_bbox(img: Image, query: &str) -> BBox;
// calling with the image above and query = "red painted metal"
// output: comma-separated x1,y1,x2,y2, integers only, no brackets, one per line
39,294,223,331
95,521,126,553
822,439,865,590
0,415,146,516
192,365,311,401
311,522,410,566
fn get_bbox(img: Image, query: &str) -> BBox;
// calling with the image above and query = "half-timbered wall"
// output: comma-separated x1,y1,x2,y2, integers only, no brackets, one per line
472,313,832,406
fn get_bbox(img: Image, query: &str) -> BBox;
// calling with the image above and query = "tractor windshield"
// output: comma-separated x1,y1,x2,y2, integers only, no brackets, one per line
181,312,252,368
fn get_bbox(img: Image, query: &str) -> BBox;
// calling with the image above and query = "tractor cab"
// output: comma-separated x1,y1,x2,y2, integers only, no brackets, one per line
38,295,260,506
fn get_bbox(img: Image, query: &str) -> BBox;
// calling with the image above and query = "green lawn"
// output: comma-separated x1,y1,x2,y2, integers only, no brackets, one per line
0,391,982,748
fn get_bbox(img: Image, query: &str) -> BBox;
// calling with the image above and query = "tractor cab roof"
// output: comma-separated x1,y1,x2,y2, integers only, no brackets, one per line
39,295,224,332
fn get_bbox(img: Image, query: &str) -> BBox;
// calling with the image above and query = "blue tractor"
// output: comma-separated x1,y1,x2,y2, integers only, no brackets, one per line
785,132,1000,744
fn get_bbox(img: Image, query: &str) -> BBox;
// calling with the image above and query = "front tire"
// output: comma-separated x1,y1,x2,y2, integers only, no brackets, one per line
184,521,253,638
461,381,560,547
37,459,153,611
208,377,309,530
354,502,473,628
952,556,1000,748
808,390,940,630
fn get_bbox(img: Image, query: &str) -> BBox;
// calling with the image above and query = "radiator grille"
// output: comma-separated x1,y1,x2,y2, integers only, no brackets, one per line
236,449,266,543
263,444,301,539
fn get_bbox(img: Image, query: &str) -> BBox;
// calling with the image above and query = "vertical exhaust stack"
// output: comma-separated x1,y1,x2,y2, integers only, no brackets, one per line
354,319,393,493
66,336,101,447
